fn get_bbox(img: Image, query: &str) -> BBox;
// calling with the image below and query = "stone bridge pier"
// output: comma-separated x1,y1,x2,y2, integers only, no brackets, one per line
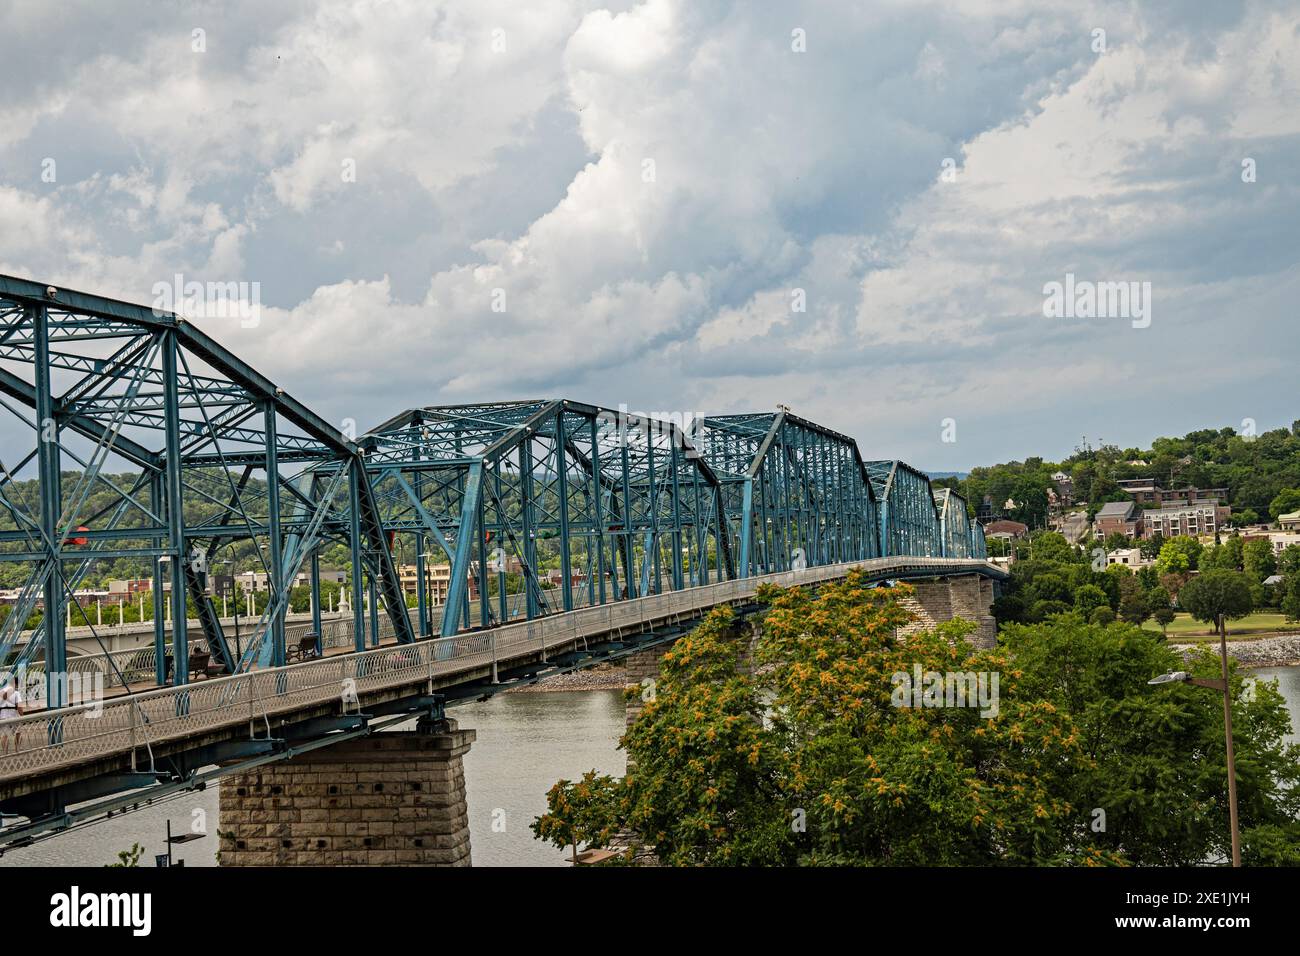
623,573,997,726
218,719,475,866
895,574,997,649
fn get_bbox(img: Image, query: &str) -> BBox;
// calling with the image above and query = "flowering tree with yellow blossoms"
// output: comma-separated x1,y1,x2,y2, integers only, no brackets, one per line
533,570,1300,865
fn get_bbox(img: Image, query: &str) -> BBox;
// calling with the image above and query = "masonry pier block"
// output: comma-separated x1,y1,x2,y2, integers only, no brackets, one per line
624,646,662,729
219,721,476,866
896,573,997,649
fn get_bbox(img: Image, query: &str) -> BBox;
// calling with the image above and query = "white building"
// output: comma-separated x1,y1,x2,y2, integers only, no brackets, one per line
1267,531,1300,556
1105,547,1146,569
235,570,346,592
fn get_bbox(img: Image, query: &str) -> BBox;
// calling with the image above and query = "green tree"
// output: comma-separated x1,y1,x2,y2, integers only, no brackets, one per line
1178,569,1254,640
1001,616,1300,866
1073,584,1109,614
1199,544,1226,572
1242,538,1276,584
1281,576,1300,622
1119,590,1150,625
1243,823,1300,866
1268,488,1300,520
1103,531,1132,552
1029,573,1072,605
1029,599,1071,622
107,843,144,868
1152,606,1176,636
1028,531,1076,564
531,771,625,863
1089,606,1116,625
1155,536,1202,576
537,576,1300,866
1139,532,1165,560
1145,584,1172,610
601,605,794,865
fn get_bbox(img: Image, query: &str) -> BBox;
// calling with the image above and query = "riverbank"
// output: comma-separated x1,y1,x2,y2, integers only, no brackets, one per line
506,663,629,693
507,633,1300,687
1172,633,1300,669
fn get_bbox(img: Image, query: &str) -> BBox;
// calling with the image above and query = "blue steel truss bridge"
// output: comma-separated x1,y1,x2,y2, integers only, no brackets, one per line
0,275,1003,847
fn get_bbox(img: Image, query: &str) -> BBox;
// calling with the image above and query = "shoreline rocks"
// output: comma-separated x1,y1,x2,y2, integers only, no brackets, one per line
505,663,629,693
1170,633,1300,669
508,634,1300,693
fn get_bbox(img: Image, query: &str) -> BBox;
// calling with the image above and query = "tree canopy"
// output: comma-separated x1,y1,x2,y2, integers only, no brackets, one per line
1179,569,1254,634
533,574,1300,866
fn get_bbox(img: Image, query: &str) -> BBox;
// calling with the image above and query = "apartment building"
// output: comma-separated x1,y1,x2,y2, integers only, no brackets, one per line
1094,501,1141,538
1142,501,1230,538
397,563,452,605
1116,479,1230,507
397,555,525,606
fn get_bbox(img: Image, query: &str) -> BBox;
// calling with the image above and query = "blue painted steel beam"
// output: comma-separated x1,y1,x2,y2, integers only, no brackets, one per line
1,273,996,686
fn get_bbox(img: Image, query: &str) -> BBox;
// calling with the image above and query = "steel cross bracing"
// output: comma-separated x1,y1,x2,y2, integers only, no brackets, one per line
0,273,990,705
865,459,934,556
933,487,987,560
860,460,985,559
0,275,413,707
358,400,734,638
698,411,883,577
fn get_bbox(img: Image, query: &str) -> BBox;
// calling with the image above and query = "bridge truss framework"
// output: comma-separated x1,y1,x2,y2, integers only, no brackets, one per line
0,275,986,706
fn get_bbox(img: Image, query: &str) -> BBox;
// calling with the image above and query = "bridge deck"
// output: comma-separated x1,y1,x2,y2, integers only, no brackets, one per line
0,558,1002,797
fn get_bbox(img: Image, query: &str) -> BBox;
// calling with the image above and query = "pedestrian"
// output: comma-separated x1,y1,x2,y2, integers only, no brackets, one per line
0,674,24,754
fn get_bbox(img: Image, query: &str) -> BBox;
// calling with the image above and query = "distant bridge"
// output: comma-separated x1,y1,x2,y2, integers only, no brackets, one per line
0,275,1000,851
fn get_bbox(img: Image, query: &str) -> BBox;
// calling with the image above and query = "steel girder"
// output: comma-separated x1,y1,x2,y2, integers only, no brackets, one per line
866,459,946,558
0,275,411,701
358,400,734,637
933,487,983,558
0,273,995,699
699,411,882,577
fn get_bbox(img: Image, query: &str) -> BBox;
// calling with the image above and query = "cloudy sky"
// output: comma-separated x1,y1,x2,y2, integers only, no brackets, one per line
1,0,1297,470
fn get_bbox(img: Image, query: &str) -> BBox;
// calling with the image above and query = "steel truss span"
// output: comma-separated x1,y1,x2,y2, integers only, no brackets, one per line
0,275,412,709
0,275,986,701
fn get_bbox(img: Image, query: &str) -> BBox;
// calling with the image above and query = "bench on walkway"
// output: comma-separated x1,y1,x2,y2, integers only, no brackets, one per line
286,632,321,663
164,648,213,684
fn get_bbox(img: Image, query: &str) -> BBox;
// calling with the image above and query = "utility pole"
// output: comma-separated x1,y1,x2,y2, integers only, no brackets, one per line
1218,610,1242,868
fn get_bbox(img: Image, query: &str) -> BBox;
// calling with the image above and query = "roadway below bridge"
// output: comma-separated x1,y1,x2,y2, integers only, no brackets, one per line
0,557,1005,854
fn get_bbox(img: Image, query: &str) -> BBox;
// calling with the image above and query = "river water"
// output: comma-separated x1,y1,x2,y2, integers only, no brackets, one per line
2,668,1297,867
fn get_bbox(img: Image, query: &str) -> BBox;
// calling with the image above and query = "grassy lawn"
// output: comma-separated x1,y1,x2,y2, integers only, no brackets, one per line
1141,611,1300,641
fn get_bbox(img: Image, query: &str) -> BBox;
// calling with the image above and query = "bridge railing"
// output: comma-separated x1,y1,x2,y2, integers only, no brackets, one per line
0,558,1000,785
15,587,599,695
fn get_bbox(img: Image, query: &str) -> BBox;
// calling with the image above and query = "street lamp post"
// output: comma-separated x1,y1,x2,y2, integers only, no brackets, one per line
227,578,242,663
1149,622,1242,867
216,549,243,664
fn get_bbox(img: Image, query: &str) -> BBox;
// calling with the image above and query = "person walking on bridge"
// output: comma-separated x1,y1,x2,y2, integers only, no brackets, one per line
0,676,24,754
